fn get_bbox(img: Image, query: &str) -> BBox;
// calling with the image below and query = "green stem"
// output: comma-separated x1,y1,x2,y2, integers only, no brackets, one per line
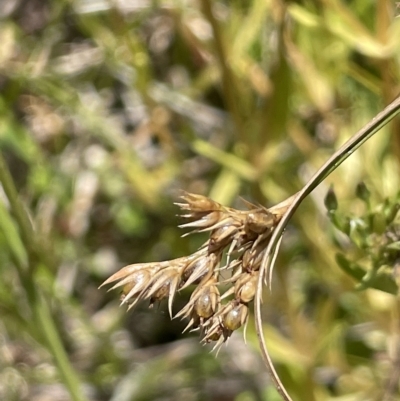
0,154,56,273
32,288,88,401
0,155,36,265
0,153,88,401
267,95,400,261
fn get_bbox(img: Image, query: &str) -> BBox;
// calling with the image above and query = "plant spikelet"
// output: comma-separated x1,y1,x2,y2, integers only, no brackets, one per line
100,192,291,348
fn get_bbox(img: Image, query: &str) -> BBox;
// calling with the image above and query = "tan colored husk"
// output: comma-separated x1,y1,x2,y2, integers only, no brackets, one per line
100,191,291,347
234,272,258,303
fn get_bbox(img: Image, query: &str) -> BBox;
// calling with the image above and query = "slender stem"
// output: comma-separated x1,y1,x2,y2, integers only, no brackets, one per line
0,155,36,267
255,95,400,401
0,155,55,273
269,95,400,256
0,153,88,401
32,288,88,401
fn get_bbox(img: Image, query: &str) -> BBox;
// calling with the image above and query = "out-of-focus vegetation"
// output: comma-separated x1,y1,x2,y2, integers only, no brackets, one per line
0,0,400,400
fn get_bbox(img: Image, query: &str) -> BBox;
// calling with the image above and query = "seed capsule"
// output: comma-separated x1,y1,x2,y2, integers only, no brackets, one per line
194,284,220,318
234,273,257,303
223,303,249,331
179,210,223,232
242,249,253,271
202,319,225,343
209,224,238,253
150,278,171,304
207,331,221,342
184,312,201,332
242,246,264,272
120,270,150,303
245,210,275,234
181,252,220,288
176,192,222,213
181,257,207,284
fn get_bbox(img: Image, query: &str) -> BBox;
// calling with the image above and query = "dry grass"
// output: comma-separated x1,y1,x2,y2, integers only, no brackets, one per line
101,192,293,350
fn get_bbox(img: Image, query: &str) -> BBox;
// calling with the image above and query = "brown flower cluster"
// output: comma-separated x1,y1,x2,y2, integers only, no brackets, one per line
100,192,288,350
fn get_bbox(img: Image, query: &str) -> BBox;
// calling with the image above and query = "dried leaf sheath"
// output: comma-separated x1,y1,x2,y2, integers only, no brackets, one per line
100,192,291,347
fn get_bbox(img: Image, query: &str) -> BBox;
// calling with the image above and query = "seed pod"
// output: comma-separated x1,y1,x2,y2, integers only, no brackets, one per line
202,318,225,343
223,302,249,331
149,278,172,304
181,254,207,284
209,224,238,253
181,252,220,288
182,311,201,333
242,249,253,271
194,283,220,319
206,331,222,342
119,269,151,304
245,210,275,234
179,210,224,232
144,267,182,316
176,275,220,321
242,244,265,271
234,272,257,303
176,192,222,213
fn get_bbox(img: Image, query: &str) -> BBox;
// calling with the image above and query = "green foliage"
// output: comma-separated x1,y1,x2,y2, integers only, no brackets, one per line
327,185,400,295
0,1,399,401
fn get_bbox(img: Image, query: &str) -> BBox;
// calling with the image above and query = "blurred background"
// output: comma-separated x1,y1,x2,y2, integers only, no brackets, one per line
0,0,400,400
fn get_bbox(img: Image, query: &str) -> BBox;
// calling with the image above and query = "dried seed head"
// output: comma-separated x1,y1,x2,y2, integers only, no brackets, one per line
100,253,197,292
100,191,292,351
176,192,222,214
179,210,224,233
100,262,163,289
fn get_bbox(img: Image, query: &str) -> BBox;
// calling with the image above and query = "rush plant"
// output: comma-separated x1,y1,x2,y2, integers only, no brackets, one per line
101,191,293,349
101,96,400,401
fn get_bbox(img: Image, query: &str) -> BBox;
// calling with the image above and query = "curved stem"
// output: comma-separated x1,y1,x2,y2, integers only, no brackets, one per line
254,94,400,401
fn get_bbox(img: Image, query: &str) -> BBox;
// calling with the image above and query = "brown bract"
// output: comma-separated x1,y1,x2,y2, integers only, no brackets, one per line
100,192,290,349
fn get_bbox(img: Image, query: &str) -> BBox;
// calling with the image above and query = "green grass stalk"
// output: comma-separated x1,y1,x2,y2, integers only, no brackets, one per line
0,153,88,401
